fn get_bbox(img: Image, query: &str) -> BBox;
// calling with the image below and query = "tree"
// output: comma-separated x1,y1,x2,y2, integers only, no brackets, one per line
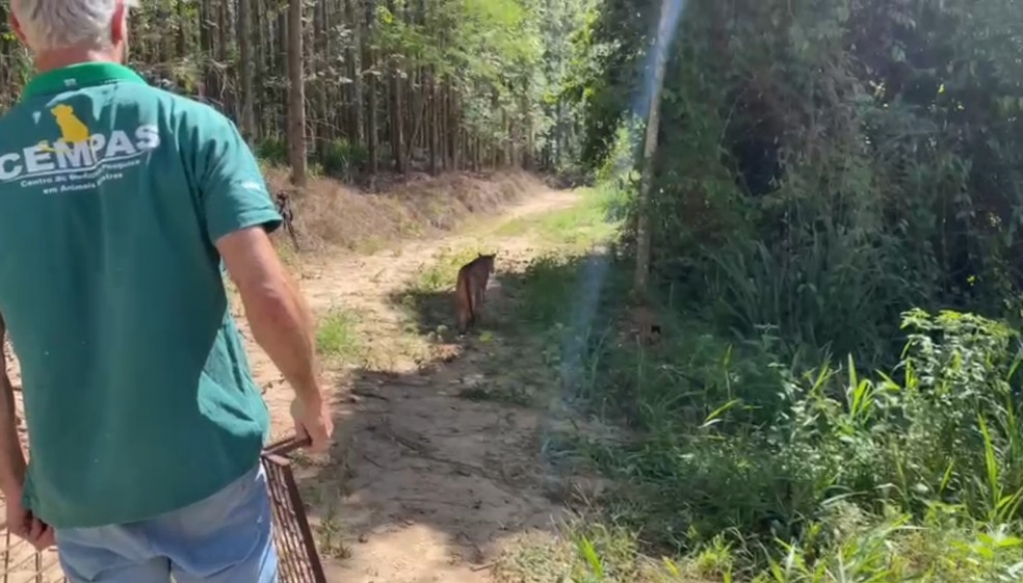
237,0,255,143
0,0,592,182
633,0,672,302
286,0,307,186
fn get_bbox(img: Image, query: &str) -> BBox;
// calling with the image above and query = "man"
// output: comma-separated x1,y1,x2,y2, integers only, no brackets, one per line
0,0,334,581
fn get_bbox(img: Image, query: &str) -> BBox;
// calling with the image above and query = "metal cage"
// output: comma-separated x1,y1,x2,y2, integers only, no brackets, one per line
0,529,64,583
261,436,327,583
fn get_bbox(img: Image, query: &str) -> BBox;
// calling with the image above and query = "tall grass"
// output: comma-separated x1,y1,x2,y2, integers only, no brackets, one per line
502,247,1023,582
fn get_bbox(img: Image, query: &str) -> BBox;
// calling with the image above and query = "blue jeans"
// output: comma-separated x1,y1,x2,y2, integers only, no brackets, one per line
55,464,277,583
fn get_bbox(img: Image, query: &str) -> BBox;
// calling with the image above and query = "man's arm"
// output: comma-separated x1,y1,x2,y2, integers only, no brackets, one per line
216,227,320,405
0,314,26,499
0,314,55,550
189,108,331,450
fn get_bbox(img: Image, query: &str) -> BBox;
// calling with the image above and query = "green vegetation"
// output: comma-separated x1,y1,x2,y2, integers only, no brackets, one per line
1,0,591,180
485,0,1023,580
500,194,1023,582
496,188,625,250
315,307,362,362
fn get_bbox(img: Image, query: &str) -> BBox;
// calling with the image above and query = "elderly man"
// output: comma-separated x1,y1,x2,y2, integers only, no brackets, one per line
0,0,333,582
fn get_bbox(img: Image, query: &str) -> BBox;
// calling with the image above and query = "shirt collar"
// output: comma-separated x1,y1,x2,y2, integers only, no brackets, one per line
21,63,147,101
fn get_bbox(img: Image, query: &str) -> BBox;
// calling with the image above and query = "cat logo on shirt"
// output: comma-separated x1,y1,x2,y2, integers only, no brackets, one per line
36,104,91,152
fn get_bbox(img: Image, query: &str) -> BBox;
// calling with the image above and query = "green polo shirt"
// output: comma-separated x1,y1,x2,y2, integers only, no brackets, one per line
0,63,280,528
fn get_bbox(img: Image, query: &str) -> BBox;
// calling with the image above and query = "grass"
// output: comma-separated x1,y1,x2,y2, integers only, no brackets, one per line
494,253,1023,581
473,185,1023,583
315,306,362,362
316,502,353,560
495,186,624,250
408,245,494,294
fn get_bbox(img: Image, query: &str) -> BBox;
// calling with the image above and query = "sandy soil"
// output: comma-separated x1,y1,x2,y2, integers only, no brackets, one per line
0,186,580,583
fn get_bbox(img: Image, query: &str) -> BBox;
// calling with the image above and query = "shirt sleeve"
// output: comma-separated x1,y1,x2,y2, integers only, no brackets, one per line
188,110,282,243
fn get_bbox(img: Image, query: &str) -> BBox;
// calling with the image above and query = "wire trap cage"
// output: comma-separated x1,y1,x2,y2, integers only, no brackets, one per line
0,436,324,583
0,528,64,583
262,436,328,583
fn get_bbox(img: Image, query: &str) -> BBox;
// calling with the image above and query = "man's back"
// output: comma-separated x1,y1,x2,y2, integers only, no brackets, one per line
0,63,277,528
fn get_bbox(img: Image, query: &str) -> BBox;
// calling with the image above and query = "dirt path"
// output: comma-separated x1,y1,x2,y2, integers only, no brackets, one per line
245,187,581,582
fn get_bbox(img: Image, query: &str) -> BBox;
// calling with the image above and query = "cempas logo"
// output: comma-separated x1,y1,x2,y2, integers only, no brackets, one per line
0,103,160,192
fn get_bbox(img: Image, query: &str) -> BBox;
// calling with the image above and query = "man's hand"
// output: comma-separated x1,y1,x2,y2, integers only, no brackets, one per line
290,396,333,453
7,490,54,550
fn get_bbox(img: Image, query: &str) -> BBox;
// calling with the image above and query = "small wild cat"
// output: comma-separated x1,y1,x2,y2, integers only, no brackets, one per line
455,253,496,334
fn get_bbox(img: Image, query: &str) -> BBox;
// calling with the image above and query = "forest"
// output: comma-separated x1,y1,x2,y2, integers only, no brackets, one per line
4,0,1023,580
0,0,588,184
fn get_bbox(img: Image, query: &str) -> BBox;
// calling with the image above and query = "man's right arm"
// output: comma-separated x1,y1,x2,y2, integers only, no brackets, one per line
0,314,26,499
216,227,320,405
188,107,332,450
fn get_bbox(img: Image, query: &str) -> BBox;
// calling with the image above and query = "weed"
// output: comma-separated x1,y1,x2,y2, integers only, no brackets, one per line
316,504,353,560
316,307,361,362
501,254,583,330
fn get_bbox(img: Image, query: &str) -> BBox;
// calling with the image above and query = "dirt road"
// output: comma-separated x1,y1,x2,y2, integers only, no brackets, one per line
245,187,581,582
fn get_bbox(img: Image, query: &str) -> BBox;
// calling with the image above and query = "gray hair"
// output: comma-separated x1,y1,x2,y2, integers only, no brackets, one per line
11,0,138,53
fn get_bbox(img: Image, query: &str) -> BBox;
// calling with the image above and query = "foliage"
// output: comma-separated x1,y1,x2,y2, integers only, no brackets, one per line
573,0,1023,369
554,3,1023,575
496,187,1023,581
515,244,1023,579
0,0,595,177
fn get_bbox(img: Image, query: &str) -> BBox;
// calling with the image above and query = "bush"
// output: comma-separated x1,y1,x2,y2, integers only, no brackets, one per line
569,305,1023,580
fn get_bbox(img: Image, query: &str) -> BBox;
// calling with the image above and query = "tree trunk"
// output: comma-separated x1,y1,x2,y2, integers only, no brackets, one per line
312,0,328,152
253,0,268,138
237,0,255,142
176,0,187,59
199,0,216,100
276,10,288,136
389,72,407,173
364,0,378,173
427,69,437,174
345,0,364,146
287,0,308,186
217,0,231,112
634,0,673,301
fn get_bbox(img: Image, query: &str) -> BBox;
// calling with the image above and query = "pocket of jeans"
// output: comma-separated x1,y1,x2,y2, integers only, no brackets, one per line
153,465,273,577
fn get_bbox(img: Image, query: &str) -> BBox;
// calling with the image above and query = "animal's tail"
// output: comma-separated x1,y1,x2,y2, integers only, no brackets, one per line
455,269,475,334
